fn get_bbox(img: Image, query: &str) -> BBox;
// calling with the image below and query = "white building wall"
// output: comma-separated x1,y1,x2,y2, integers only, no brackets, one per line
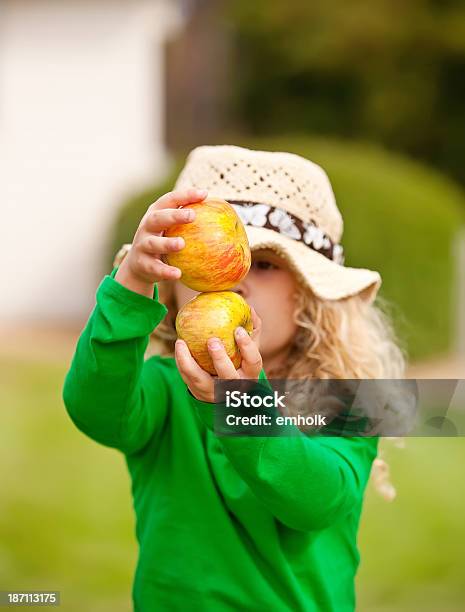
0,0,184,322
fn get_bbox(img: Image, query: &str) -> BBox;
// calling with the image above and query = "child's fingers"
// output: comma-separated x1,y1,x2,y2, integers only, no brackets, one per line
139,234,185,256
234,327,263,379
145,207,196,234
136,254,182,281
175,339,213,401
207,338,240,380
153,188,208,211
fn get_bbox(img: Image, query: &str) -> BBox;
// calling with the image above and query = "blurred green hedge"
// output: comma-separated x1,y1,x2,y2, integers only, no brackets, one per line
108,135,465,361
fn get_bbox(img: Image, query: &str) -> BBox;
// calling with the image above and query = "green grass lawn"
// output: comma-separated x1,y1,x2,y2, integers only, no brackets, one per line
1,355,464,611
0,356,135,611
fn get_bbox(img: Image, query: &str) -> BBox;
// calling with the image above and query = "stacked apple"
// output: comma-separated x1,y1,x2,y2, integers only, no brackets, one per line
163,197,252,375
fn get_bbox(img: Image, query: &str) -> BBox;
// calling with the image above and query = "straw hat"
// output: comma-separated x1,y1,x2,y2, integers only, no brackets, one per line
172,144,381,303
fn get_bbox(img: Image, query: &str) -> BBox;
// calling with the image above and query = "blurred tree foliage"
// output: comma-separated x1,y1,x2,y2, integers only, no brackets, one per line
223,0,465,185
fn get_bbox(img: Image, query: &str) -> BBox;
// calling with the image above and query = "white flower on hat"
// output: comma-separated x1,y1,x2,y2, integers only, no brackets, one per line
302,222,320,247
312,229,326,250
230,203,270,227
268,208,301,240
333,244,345,265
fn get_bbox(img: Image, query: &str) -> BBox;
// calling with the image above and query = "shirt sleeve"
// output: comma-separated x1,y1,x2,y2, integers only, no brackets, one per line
187,371,379,532
62,269,169,455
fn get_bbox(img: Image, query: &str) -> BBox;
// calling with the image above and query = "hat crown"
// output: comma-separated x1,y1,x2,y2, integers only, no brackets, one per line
173,145,343,243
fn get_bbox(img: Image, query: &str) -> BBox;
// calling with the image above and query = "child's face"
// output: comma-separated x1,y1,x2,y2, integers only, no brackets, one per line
173,248,298,366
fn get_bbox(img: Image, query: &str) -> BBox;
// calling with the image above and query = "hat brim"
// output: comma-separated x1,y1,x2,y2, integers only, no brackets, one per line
246,226,381,304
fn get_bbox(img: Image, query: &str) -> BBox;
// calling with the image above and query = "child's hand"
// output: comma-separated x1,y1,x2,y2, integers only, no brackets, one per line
175,307,263,403
115,188,208,297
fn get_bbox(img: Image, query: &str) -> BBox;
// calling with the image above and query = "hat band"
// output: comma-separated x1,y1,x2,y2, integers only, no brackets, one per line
228,200,345,265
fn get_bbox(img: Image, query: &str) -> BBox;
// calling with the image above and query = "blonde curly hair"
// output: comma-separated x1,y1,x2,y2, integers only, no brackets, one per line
114,244,408,501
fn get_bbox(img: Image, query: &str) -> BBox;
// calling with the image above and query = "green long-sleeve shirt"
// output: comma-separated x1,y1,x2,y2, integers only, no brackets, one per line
62,272,378,612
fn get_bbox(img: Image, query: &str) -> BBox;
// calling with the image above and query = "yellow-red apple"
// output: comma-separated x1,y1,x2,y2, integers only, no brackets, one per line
176,291,253,375
163,197,251,291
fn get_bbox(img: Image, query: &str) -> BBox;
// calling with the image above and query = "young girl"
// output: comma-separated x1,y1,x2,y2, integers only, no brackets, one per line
63,145,406,611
